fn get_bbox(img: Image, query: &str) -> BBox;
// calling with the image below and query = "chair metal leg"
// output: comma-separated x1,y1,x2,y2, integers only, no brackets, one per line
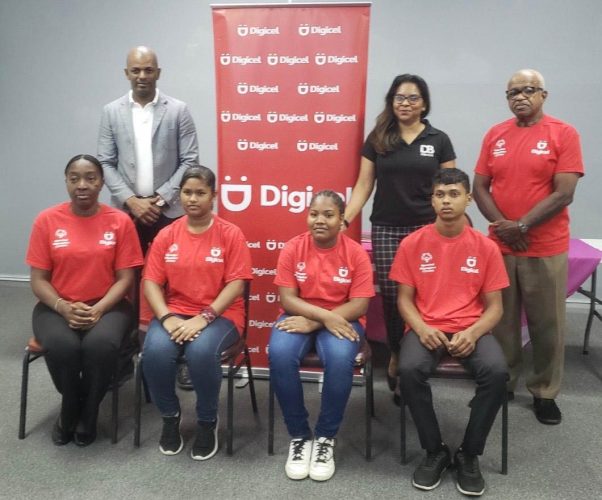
133,355,142,448
365,360,373,460
268,377,274,455
227,363,235,456
502,391,508,475
243,348,258,413
400,394,407,465
18,350,32,440
111,375,119,444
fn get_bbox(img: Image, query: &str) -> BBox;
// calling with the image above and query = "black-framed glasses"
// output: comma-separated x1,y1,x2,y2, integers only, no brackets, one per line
505,86,544,100
393,93,422,104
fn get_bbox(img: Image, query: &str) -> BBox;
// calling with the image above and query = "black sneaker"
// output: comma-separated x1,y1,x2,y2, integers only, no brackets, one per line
51,417,72,446
412,444,451,490
159,414,183,455
191,419,218,460
533,397,561,425
454,449,485,496
176,365,194,390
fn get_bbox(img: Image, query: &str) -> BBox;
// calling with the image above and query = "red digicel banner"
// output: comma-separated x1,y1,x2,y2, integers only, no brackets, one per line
212,3,371,368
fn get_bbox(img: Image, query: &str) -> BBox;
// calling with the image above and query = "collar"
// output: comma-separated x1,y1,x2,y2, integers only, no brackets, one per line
128,89,160,107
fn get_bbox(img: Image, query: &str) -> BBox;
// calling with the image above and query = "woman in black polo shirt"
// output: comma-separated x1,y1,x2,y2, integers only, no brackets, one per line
344,74,456,403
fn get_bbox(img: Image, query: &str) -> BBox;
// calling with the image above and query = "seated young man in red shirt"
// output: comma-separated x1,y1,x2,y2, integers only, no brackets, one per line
389,168,509,496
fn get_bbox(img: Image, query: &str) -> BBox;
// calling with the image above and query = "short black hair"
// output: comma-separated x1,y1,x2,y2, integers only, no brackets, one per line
309,189,345,215
179,165,216,191
432,168,470,193
64,154,103,178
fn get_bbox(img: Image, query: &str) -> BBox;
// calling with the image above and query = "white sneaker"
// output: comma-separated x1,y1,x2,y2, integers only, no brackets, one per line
285,438,312,480
309,437,336,481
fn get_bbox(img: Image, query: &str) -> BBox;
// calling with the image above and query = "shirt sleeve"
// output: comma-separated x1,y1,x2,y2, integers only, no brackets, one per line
114,216,144,270
223,226,253,283
555,125,585,176
25,214,52,271
474,129,494,176
274,240,298,288
481,244,510,293
360,138,377,162
438,131,457,164
389,240,415,287
348,246,375,298
143,229,168,286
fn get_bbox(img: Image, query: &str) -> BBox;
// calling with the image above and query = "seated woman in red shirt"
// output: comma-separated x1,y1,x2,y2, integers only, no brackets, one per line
269,190,375,482
142,166,252,461
26,154,143,446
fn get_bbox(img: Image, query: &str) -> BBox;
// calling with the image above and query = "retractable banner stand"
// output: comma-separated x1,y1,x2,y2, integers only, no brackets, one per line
212,2,371,370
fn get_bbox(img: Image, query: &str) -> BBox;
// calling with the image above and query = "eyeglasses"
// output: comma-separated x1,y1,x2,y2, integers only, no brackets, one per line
505,86,544,100
393,94,422,104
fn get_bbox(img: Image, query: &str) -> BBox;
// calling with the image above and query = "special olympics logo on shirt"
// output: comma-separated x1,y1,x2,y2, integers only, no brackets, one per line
99,231,116,246
421,253,433,263
294,261,307,282
206,247,224,264
493,139,507,157
52,228,69,249
419,253,436,273
165,244,179,263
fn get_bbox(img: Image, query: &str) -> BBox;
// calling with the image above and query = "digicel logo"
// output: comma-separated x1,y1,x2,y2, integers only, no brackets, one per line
298,24,343,36
314,53,359,65
313,112,357,124
220,111,262,123
219,54,262,66
237,83,280,95
296,140,339,152
297,83,341,95
266,112,309,124
220,176,352,214
237,24,280,37
266,54,310,66
236,140,279,151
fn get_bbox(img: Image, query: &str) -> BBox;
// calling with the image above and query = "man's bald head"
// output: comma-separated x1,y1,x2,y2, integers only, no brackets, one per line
124,46,161,105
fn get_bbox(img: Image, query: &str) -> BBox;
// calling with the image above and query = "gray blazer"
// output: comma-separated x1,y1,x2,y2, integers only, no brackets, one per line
97,92,199,218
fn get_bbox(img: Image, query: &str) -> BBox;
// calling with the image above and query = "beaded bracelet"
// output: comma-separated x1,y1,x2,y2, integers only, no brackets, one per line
159,312,176,326
200,306,217,324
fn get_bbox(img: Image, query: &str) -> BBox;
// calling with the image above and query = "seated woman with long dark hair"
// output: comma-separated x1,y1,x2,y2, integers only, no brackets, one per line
26,154,143,446
142,166,252,461
269,190,375,482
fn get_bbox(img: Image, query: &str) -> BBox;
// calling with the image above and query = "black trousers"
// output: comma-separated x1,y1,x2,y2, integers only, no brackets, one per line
32,300,133,433
134,213,177,255
399,330,508,455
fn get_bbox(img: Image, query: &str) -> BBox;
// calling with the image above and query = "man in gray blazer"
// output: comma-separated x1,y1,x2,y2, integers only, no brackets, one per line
97,46,199,253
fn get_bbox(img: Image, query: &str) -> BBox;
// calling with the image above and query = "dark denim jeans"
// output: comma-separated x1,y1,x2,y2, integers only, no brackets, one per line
268,314,364,439
143,316,239,422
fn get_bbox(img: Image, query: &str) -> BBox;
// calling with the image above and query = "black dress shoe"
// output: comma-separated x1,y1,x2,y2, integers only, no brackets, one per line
533,397,562,425
52,418,73,446
74,430,97,447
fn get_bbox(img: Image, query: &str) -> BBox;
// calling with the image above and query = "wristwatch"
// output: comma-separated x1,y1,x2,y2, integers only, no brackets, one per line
517,221,529,234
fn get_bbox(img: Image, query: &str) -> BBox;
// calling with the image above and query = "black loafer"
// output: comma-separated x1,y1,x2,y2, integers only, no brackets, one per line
533,397,561,425
74,430,97,447
52,418,73,446
176,364,194,391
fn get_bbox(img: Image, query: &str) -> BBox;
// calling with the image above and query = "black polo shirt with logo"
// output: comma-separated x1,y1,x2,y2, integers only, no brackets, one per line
361,120,456,226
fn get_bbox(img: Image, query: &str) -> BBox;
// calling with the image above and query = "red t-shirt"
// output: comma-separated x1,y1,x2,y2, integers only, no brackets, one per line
389,224,509,333
144,215,252,332
475,115,584,256
274,232,375,327
26,202,143,302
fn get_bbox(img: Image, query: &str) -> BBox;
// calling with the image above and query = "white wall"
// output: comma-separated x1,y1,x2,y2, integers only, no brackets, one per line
1,0,600,278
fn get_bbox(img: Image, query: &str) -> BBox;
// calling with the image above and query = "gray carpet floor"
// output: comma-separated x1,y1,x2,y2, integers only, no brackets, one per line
1,281,601,499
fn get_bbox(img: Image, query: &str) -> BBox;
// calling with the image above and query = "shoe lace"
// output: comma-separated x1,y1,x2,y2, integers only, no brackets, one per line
290,439,308,460
313,439,333,464
424,448,446,468
458,451,480,475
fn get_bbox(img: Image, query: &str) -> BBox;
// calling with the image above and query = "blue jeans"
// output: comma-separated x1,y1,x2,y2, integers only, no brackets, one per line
268,315,364,439
142,316,239,422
